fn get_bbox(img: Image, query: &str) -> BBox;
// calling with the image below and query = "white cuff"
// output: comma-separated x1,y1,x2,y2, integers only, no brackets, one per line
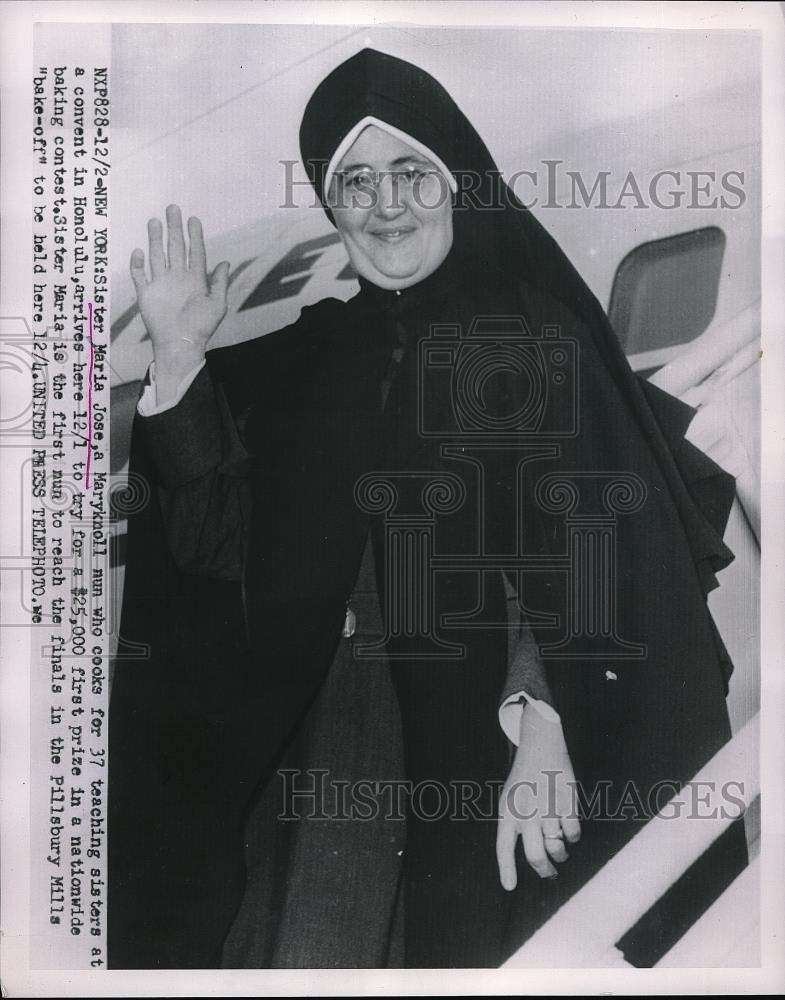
499,691,561,745
137,359,206,416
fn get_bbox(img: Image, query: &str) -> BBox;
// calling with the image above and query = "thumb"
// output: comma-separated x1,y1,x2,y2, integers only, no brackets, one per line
208,260,230,303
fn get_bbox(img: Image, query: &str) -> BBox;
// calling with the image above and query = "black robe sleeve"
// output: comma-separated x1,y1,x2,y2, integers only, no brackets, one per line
137,365,251,579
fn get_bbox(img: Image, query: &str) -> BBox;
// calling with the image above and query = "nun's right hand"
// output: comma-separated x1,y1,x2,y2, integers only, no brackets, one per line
496,705,581,889
130,204,229,377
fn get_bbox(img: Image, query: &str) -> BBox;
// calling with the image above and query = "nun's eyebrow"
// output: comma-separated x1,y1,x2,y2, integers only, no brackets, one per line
338,154,434,173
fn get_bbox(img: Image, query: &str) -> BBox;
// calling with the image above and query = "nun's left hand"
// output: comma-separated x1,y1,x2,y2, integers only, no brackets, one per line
496,704,581,889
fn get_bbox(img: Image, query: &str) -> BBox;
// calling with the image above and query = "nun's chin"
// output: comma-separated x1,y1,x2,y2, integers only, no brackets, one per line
343,235,453,290
355,260,425,290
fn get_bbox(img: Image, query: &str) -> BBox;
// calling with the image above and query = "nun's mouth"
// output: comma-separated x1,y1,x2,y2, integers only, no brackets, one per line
369,226,416,243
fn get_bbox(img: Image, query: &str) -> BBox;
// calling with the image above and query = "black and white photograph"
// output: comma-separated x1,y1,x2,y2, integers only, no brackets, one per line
1,2,784,995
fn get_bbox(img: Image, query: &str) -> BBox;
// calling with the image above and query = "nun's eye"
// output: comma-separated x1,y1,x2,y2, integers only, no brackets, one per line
397,169,426,184
344,171,376,191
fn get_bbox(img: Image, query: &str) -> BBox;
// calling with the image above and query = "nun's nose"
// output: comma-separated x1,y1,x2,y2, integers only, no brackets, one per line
374,172,406,218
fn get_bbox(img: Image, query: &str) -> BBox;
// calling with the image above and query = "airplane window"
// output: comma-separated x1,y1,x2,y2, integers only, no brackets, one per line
608,226,726,357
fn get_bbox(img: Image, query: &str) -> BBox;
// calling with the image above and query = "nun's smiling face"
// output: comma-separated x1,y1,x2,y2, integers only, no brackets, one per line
328,125,453,290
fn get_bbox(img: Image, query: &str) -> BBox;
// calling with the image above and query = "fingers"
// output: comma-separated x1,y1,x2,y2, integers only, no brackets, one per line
166,204,186,269
147,217,165,278
542,819,569,864
208,260,230,304
561,814,581,845
496,812,519,892
187,215,206,273
145,206,209,278
129,248,147,292
521,821,558,879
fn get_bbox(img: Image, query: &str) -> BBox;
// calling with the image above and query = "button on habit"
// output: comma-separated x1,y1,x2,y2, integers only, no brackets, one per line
343,607,357,638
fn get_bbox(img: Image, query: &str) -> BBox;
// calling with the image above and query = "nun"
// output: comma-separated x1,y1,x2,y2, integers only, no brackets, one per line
108,48,746,969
